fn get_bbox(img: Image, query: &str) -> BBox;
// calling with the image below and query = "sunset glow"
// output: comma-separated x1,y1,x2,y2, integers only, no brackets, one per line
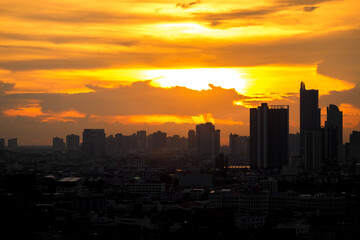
0,0,359,145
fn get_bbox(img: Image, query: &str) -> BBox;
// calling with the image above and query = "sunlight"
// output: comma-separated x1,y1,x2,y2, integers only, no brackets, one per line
144,68,247,93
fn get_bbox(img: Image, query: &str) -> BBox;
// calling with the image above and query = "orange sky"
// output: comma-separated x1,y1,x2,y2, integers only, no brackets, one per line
0,0,360,145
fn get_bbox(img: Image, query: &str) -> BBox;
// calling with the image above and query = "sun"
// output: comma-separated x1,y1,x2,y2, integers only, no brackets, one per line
143,68,247,93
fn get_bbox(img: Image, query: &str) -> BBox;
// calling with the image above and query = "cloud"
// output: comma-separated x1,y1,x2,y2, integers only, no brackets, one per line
176,0,201,9
0,81,248,119
276,0,338,6
303,6,319,12
0,81,15,95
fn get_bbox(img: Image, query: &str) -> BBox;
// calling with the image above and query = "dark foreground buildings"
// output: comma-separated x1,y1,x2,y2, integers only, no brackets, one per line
250,103,289,170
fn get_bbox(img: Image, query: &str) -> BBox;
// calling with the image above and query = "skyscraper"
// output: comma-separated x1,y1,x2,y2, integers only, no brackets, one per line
151,131,167,152
53,137,65,152
66,134,80,151
66,134,80,159
136,130,147,151
82,129,106,160
0,138,4,149
229,134,250,157
300,82,321,156
196,122,220,157
8,138,18,150
188,130,196,150
250,103,289,170
326,104,343,145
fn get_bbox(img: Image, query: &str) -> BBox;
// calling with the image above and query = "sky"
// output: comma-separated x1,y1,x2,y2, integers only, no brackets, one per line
0,0,360,145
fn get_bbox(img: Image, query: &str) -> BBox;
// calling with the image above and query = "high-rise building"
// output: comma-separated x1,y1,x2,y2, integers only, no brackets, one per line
196,122,220,157
151,131,167,152
66,134,80,159
250,103,289,170
346,131,360,162
53,137,65,152
289,133,300,157
229,134,250,157
66,134,80,151
304,130,323,171
323,104,342,167
0,138,4,149
82,129,106,160
136,130,147,151
188,130,196,150
8,138,17,150
300,82,321,156
326,104,343,145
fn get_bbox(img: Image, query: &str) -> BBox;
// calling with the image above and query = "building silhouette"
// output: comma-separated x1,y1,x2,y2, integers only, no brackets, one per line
300,82,321,156
322,104,342,167
82,129,106,160
195,122,220,157
188,130,196,150
8,138,17,150
149,131,167,152
326,104,343,145
0,138,4,149
304,130,323,171
250,103,289,170
136,130,147,151
229,134,250,157
66,134,80,159
53,137,65,152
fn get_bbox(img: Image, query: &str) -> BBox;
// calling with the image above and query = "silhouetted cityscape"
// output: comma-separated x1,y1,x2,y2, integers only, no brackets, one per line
1,82,360,239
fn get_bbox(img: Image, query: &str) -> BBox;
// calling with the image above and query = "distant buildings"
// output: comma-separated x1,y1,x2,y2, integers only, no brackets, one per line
229,134,249,157
82,129,106,160
66,134,80,159
250,103,289,170
53,137,65,152
0,138,4,149
8,138,18,150
148,131,167,152
188,130,196,150
196,122,220,157
136,130,147,151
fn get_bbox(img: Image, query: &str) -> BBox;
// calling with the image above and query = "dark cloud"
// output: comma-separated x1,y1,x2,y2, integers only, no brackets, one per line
0,81,15,95
277,0,338,6
176,0,201,9
0,81,248,119
0,58,110,71
197,6,280,22
303,6,319,12
0,31,139,46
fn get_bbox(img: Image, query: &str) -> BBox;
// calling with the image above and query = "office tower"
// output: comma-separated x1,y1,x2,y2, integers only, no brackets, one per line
215,153,228,169
347,131,360,162
229,134,250,157
82,129,106,160
326,104,343,145
188,130,196,150
151,131,167,152
136,130,147,151
250,103,289,169
0,138,4,149
289,133,300,157
66,134,80,151
53,137,65,152
167,135,187,149
196,122,220,157
8,138,18,150
66,134,80,160
300,82,321,156
304,130,323,171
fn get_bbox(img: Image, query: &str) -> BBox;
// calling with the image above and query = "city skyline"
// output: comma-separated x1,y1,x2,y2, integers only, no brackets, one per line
0,0,360,145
